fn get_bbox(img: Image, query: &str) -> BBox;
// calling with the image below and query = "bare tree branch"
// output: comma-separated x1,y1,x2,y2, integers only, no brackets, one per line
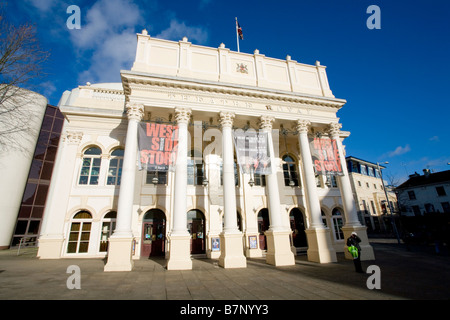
0,8,50,153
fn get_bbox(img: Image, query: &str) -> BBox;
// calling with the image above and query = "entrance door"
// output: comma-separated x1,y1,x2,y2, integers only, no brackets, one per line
187,209,205,254
290,208,307,247
257,209,270,250
141,209,166,258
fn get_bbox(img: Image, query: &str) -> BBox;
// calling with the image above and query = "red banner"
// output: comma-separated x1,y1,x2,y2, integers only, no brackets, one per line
309,137,343,175
138,122,179,171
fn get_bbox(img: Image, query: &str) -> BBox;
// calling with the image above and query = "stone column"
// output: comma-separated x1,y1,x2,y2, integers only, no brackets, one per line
218,112,247,268
37,130,83,259
328,122,375,261
167,107,193,270
260,115,295,266
297,119,336,263
104,103,143,272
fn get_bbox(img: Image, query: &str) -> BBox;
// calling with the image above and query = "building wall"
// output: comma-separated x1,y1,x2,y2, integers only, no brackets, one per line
0,88,48,249
346,157,397,233
397,181,450,216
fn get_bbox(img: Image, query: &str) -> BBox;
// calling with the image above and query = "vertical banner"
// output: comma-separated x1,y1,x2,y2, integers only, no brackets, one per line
309,137,343,175
138,122,179,171
233,129,272,175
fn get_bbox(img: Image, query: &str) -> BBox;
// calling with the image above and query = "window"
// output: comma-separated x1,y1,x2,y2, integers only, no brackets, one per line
253,172,266,186
321,211,328,227
282,155,299,187
107,149,124,185
360,165,367,175
146,170,168,185
408,190,416,200
67,211,92,253
188,150,204,185
368,167,375,177
371,201,376,215
99,211,117,252
332,208,344,241
436,186,446,197
79,147,101,185
375,169,381,178
326,175,337,188
441,202,450,213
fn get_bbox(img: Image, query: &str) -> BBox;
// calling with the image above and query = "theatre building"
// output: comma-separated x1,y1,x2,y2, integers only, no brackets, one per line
37,31,374,271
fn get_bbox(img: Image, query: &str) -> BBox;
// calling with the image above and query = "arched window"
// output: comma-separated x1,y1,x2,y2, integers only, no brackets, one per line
332,208,344,240
67,211,92,253
282,154,299,187
79,147,101,185
107,149,124,185
99,211,117,252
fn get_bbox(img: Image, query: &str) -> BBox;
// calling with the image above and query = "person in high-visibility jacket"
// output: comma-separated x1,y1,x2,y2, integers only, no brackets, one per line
347,232,364,273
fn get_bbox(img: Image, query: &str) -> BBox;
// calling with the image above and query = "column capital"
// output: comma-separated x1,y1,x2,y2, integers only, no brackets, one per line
219,111,235,128
259,115,274,130
328,122,342,137
65,131,83,145
125,103,144,121
296,119,311,134
174,107,192,124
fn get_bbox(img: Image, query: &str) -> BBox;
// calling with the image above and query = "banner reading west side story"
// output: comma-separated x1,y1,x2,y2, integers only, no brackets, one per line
138,122,179,171
309,137,344,176
233,129,272,175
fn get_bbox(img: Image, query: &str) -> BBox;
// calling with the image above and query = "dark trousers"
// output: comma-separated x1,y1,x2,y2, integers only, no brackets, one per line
353,251,363,273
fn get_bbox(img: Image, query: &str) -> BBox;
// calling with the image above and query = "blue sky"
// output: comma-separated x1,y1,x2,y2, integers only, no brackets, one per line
3,0,450,184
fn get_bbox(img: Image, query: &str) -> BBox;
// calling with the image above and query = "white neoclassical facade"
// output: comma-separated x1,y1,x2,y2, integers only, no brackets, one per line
37,31,374,271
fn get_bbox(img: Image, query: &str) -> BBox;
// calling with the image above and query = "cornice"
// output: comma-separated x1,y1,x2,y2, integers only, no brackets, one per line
120,70,346,109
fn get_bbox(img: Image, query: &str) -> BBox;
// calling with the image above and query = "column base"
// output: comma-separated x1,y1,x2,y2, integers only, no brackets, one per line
305,227,337,263
265,229,295,266
167,233,192,270
218,232,247,268
342,225,375,261
104,236,134,272
37,236,64,259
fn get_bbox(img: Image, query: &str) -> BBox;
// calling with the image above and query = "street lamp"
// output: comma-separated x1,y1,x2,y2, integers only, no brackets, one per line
377,162,401,244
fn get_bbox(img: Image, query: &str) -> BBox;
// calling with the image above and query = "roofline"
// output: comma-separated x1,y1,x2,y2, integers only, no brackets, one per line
345,156,386,169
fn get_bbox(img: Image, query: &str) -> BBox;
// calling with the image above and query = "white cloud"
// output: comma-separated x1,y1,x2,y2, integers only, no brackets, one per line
69,0,144,83
25,0,58,13
429,136,439,142
70,0,143,49
156,19,208,44
78,30,138,83
387,144,411,157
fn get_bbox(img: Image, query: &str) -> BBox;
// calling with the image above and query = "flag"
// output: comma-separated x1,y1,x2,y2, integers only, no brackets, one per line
237,20,243,40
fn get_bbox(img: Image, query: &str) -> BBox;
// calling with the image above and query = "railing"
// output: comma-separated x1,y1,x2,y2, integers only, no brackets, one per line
17,236,37,256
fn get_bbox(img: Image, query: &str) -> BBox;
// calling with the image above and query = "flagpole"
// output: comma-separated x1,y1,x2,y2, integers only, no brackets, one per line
235,17,240,52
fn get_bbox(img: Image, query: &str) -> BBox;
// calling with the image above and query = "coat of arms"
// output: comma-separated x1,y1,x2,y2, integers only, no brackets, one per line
236,63,248,74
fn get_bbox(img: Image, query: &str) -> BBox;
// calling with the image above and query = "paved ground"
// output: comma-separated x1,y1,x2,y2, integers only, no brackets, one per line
0,239,449,303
